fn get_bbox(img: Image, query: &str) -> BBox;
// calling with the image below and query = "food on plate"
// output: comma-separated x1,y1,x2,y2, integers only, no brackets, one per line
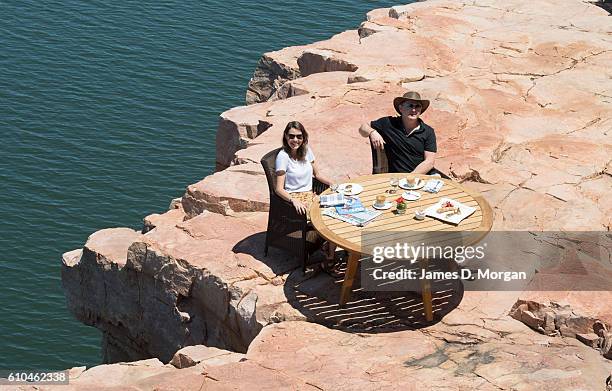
445,207,461,217
345,184,353,194
436,201,453,213
406,177,419,186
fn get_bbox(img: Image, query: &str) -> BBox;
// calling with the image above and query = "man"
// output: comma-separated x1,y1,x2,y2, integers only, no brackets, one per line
359,91,440,175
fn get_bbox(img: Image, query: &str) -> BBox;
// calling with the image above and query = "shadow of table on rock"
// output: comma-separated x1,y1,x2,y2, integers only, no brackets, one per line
283,257,465,332
233,232,464,332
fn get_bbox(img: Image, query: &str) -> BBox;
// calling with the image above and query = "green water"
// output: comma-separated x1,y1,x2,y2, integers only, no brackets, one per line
1,0,403,370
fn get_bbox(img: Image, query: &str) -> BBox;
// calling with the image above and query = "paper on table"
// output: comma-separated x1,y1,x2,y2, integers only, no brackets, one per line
322,208,381,226
335,196,365,215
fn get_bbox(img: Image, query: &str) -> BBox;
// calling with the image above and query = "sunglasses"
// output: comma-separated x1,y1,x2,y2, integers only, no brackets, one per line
401,102,422,109
286,134,303,140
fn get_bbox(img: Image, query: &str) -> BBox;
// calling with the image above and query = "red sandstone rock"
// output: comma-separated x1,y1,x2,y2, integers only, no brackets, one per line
272,71,353,100
142,207,186,233
63,210,307,363
169,345,244,369
205,320,610,390
246,46,306,105
232,0,610,234
182,170,269,217
577,332,601,348
348,65,424,84
215,103,274,169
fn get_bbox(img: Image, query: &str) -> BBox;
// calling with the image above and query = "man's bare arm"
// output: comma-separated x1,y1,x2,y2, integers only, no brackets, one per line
412,150,436,174
359,123,374,137
359,122,385,149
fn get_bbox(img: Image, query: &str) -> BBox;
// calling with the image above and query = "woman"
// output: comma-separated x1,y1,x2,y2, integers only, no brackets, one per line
275,121,338,271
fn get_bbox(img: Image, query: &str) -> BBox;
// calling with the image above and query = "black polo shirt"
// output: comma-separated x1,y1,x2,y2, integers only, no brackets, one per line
370,116,437,173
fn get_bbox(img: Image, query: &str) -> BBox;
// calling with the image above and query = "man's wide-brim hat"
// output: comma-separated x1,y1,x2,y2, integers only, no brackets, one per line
393,91,430,114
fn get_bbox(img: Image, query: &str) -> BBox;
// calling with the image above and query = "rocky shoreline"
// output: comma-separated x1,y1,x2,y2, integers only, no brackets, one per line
7,0,612,389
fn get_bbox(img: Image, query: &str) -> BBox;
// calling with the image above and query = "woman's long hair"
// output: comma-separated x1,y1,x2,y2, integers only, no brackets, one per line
282,121,309,161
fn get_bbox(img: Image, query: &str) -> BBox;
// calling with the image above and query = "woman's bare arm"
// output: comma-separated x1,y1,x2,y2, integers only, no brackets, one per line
311,161,332,186
275,170,307,215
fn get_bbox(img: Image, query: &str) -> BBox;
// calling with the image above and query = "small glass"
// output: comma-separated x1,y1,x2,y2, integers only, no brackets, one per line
389,177,399,194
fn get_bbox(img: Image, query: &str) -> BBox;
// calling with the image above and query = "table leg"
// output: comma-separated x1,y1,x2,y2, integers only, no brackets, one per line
419,258,433,321
339,252,360,307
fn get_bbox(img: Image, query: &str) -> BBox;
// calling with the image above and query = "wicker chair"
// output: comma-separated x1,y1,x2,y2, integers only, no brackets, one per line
371,145,450,178
261,148,329,272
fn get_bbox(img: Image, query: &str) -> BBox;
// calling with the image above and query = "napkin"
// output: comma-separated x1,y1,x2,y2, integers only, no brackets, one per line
423,179,444,193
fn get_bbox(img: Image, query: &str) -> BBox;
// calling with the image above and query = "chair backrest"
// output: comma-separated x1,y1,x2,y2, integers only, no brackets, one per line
261,147,283,194
371,145,389,174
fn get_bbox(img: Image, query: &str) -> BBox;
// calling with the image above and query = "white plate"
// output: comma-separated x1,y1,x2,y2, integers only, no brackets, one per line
372,201,393,210
337,183,363,196
399,177,425,190
424,197,476,225
402,191,421,201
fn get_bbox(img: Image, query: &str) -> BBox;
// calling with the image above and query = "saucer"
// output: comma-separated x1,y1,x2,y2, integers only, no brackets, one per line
372,201,393,210
402,191,421,201
399,178,425,190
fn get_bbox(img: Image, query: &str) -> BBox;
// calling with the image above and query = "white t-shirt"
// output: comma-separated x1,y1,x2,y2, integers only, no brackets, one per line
275,148,315,192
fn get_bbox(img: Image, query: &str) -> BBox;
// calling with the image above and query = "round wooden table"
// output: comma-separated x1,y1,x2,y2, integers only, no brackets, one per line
310,173,493,321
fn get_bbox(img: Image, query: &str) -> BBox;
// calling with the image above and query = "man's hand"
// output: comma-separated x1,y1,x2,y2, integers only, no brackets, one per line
369,130,385,150
291,199,308,215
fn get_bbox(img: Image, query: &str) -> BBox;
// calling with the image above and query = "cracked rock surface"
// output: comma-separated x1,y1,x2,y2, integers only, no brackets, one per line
56,0,612,389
